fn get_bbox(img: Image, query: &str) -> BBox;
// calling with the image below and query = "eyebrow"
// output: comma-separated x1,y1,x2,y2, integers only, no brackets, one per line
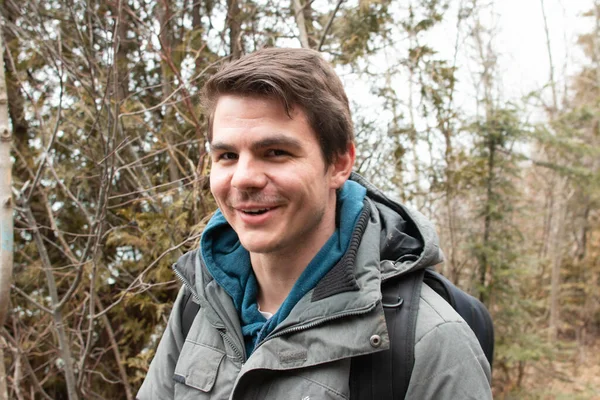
210,135,303,152
209,142,236,152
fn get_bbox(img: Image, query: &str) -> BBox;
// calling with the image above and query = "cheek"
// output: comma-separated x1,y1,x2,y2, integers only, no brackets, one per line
209,178,218,197
209,172,228,199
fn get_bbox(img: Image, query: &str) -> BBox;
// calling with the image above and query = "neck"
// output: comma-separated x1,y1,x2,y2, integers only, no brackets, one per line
250,212,336,314
250,252,310,314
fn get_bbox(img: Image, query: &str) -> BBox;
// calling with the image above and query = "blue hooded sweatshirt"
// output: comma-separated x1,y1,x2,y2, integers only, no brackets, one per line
200,180,367,357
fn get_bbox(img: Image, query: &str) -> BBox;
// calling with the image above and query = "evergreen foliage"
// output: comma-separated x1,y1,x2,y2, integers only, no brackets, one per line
0,0,599,398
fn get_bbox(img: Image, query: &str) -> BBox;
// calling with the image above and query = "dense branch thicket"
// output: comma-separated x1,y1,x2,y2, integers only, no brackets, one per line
1,0,598,398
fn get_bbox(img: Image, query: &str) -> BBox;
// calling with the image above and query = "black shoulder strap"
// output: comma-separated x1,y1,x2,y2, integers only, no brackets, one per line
350,269,425,400
180,290,200,339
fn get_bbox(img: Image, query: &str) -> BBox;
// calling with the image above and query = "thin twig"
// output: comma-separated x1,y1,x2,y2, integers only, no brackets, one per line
107,174,195,200
95,297,133,400
22,205,79,399
46,161,93,225
10,285,53,315
317,0,344,51
94,233,201,318
25,33,65,204
95,136,131,165
2,328,54,400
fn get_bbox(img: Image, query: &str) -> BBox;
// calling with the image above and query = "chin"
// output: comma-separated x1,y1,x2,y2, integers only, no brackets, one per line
238,237,280,254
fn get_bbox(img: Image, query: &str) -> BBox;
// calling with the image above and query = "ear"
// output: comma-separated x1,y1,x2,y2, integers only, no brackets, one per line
329,142,356,189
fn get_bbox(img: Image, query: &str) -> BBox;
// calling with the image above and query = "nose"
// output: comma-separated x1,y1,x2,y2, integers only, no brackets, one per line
230,155,268,190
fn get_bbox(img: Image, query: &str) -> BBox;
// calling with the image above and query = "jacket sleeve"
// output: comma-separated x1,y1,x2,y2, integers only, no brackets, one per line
405,288,492,399
137,286,188,400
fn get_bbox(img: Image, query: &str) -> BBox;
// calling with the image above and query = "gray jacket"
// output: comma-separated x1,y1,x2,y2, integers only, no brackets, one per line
138,174,492,399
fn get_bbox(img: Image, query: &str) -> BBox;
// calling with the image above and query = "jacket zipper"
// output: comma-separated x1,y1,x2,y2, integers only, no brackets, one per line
254,302,378,351
229,303,378,400
219,329,245,363
173,267,200,302
173,267,246,364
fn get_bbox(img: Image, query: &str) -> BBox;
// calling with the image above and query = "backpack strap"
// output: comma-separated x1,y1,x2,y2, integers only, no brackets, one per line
350,269,425,400
180,289,200,339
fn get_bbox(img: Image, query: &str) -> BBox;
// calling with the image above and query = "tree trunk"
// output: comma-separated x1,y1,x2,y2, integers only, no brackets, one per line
0,27,14,400
540,0,558,113
192,0,205,73
548,177,569,341
292,0,311,48
25,207,79,400
0,0,29,155
96,297,133,400
114,0,129,102
0,337,7,400
480,133,496,305
302,0,317,48
157,0,182,189
226,0,242,59
472,17,496,304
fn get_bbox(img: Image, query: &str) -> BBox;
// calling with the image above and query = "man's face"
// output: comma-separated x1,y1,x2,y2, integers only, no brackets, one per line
209,95,352,257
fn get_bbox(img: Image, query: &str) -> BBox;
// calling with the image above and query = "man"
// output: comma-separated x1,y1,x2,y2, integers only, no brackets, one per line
138,47,492,399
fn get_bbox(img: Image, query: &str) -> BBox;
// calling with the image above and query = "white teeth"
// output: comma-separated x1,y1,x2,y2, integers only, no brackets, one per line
242,208,271,214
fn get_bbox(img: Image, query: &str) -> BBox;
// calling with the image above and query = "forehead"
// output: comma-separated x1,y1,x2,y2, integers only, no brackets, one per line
210,95,317,145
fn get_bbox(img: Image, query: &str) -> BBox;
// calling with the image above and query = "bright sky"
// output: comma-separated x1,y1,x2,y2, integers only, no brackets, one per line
337,1,595,192
494,0,592,99
343,1,595,116
446,0,594,110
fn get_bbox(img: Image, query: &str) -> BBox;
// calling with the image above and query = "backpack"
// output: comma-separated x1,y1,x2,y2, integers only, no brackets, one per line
349,268,494,399
179,268,494,399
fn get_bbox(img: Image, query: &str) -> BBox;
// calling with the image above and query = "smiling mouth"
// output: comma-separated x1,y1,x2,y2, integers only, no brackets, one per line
240,208,272,215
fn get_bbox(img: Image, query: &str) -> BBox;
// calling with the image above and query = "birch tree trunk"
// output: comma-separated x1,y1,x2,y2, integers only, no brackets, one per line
0,31,14,400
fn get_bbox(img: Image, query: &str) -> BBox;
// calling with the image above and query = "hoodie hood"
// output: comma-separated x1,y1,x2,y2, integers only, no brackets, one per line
198,180,367,355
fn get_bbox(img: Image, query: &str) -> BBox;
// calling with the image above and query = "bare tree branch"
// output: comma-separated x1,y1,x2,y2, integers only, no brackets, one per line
317,0,344,51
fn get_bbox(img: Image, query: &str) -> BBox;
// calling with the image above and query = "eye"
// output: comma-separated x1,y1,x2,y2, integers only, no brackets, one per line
216,152,238,161
265,149,290,157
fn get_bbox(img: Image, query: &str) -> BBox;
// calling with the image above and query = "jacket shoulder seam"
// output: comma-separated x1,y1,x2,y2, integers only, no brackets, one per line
414,319,465,347
415,291,466,346
420,284,462,323
411,322,485,387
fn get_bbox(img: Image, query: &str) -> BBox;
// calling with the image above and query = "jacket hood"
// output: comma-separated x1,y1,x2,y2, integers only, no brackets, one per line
349,172,443,280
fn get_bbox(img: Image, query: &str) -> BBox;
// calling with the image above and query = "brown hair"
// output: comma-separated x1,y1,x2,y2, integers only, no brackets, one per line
202,47,354,166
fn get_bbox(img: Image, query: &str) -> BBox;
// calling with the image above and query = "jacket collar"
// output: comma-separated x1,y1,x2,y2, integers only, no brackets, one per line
172,174,443,340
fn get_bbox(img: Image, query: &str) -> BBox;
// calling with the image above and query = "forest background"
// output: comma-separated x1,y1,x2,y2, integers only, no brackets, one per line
0,0,598,398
